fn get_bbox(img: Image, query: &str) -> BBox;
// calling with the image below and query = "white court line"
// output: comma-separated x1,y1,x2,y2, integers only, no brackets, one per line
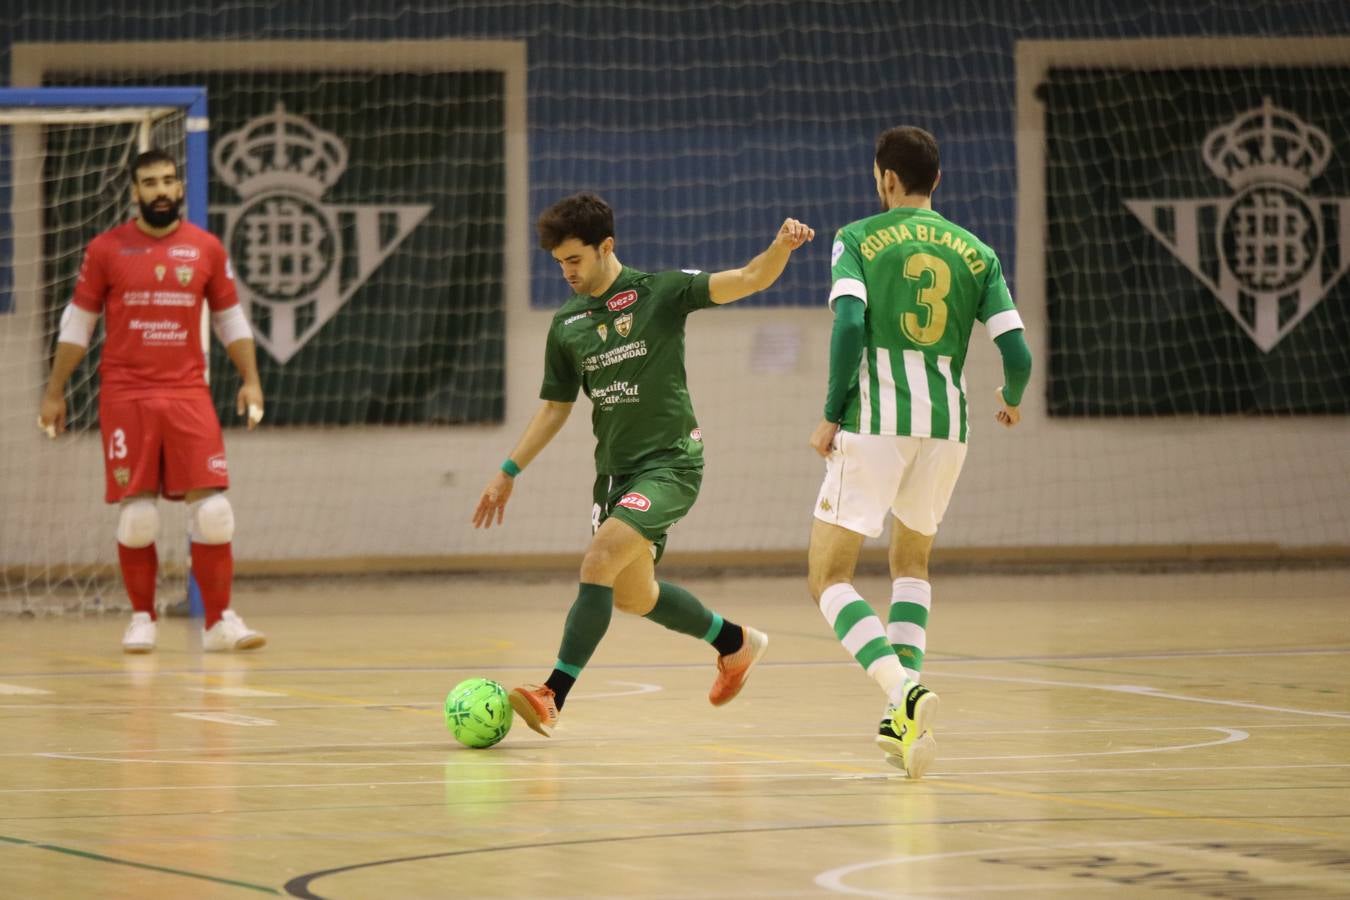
938,671,1350,720
0,681,662,712
816,840,1199,899
1,644,1343,681
569,681,662,699
951,727,1247,761
33,727,1248,768
0,683,51,695
173,712,277,727
6,739,462,759
191,687,288,698
8,762,1350,795
0,772,879,794
31,753,926,768
4,722,1343,761
845,762,1350,779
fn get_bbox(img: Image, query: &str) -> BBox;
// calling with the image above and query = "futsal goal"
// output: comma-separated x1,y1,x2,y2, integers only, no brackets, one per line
0,87,209,615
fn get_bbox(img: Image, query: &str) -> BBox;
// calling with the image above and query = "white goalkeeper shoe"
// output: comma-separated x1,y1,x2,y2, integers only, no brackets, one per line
202,609,266,652
121,612,157,654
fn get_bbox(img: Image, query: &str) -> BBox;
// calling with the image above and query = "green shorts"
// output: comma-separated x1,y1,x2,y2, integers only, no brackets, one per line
592,466,703,565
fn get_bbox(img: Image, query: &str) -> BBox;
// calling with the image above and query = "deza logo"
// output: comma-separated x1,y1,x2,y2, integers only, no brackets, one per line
1125,98,1350,352
606,290,638,312
616,492,651,512
214,103,432,363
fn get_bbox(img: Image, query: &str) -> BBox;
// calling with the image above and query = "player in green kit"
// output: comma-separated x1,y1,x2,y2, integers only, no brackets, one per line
806,127,1032,777
474,193,814,737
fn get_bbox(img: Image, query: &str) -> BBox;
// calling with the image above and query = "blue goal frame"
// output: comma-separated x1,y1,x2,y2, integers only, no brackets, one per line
0,85,209,226
0,87,209,316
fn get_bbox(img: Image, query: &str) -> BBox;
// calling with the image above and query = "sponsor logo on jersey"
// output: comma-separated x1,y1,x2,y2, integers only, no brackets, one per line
152,292,196,307
215,103,431,363
168,245,200,261
154,264,167,282
563,310,592,325
582,339,648,372
614,311,633,337
175,265,194,287
224,257,235,280
818,497,832,512
606,289,638,312
596,323,608,341
616,492,651,512
207,454,229,476
130,318,190,344
831,240,845,267
113,467,131,487
690,427,702,442
590,380,640,407
1124,98,1350,352
118,247,150,255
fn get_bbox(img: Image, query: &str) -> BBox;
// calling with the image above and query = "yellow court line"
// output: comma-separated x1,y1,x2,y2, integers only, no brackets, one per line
54,653,444,718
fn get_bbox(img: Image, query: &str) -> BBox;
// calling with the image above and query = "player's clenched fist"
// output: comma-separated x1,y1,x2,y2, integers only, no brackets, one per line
776,218,815,250
995,387,1021,428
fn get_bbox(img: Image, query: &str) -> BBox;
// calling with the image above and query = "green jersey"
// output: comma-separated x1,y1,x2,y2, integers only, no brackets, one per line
830,207,1022,442
540,266,715,474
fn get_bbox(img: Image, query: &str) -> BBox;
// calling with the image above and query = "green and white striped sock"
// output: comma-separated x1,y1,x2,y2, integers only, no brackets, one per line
889,577,931,682
819,582,906,702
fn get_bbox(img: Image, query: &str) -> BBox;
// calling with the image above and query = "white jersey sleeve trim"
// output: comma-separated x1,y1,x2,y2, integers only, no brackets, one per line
212,304,254,345
57,303,99,348
985,309,1024,340
828,277,867,311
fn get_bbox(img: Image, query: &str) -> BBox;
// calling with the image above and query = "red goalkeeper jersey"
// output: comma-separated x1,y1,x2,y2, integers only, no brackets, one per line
72,220,238,399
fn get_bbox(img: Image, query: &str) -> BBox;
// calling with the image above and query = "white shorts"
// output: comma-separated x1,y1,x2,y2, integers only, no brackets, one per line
813,432,968,538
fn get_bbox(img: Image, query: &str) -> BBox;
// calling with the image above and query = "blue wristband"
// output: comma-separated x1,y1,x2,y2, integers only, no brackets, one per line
500,458,521,478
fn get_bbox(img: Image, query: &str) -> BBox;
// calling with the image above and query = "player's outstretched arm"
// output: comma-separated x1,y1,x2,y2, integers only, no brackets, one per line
472,400,574,529
708,218,814,305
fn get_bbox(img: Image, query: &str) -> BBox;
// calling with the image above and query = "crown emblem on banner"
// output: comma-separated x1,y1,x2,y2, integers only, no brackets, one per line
212,102,348,197
212,102,431,364
1125,96,1349,354
1201,97,1331,191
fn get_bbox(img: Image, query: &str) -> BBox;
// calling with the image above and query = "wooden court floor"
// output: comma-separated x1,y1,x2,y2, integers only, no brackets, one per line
2,569,1348,899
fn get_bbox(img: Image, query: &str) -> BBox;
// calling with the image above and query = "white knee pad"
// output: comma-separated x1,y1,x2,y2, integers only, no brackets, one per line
188,493,235,545
116,499,160,548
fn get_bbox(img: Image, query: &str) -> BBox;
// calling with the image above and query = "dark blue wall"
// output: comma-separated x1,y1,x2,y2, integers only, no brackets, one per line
5,1,1349,306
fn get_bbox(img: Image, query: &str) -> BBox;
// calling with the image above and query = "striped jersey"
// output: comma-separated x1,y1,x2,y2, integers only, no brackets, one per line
828,207,1023,442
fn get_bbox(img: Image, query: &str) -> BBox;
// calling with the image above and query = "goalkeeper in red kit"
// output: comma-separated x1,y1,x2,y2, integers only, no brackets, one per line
38,149,266,654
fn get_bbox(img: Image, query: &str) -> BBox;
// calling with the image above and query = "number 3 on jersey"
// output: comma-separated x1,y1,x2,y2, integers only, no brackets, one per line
107,428,128,460
901,252,950,346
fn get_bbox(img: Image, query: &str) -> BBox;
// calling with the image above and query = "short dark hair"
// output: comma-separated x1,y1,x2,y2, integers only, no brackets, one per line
536,192,615,251
129,148,179,184
874,126,940,196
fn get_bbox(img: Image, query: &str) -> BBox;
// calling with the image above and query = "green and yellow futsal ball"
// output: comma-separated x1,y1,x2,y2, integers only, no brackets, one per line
444,678,514,748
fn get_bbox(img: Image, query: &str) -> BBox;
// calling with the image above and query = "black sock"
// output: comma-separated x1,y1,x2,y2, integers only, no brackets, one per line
544,668,577,709
710,618,744,656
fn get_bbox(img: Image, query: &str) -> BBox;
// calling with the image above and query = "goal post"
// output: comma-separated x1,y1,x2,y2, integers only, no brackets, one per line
0,86,210,615
0,86,208,227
